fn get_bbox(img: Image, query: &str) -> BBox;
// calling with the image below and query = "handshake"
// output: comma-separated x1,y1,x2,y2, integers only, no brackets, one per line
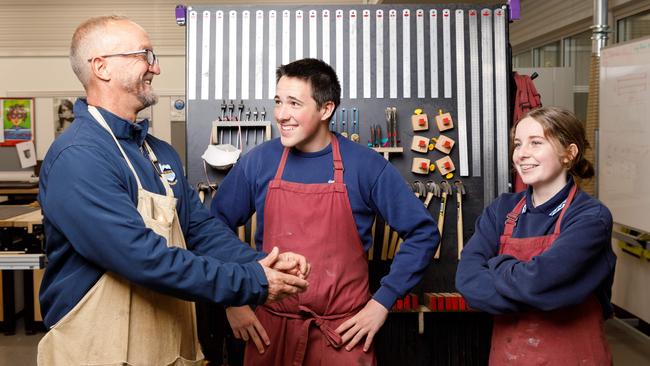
258,247,311,304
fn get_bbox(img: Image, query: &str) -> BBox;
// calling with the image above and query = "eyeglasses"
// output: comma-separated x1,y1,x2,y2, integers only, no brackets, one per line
87,49,157,66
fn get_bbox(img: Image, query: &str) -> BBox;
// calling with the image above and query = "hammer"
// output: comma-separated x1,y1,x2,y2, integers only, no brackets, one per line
423,181,440,209
454,180,466,260
387,181,425,259
434,181,452,259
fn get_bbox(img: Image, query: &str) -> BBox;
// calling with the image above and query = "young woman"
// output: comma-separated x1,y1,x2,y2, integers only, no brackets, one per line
456,106,616,365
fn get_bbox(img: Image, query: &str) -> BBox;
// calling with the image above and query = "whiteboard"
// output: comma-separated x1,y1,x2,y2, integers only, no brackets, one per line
599,36,650,233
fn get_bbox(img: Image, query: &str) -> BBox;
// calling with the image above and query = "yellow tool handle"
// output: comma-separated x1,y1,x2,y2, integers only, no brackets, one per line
250,213,257,249
381,223,390,261
434,194,447,259
238,226,245,242
368,218,376,260
388,230,400,259
396,238,404,254
423,192,434,208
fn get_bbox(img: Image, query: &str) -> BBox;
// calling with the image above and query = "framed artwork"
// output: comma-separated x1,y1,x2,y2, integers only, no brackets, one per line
1,98,34,146
54,97,77,138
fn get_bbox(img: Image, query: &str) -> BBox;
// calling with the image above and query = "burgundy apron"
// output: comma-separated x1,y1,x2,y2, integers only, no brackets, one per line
490,185,611,365
244,134,375,366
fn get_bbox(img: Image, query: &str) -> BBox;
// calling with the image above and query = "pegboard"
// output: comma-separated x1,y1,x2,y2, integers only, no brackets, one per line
185,3,511,365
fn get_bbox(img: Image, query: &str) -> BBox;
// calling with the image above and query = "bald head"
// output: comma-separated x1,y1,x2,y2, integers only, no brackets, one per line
70,16,139,88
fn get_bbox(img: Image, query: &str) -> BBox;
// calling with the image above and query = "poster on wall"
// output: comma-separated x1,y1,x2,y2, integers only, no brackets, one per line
1,98,34,146
54,97,77,138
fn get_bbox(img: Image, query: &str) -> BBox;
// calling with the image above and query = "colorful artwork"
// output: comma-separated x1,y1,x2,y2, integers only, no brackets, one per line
2,98,34,146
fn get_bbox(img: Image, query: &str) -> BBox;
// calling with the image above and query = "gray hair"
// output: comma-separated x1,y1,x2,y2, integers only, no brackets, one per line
69,15,130,88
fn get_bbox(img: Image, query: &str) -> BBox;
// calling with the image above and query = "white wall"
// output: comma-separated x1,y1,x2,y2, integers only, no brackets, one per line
1,55,185,159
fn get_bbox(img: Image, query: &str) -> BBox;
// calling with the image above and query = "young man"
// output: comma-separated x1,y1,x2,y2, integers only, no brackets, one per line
211,58,438,365
37,16,309,366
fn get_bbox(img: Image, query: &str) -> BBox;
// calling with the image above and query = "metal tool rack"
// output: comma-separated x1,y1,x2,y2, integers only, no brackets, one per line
184,3,511,365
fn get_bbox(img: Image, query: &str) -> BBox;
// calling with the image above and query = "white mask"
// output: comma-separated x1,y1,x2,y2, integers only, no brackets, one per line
201,143,241,170
202,125,243,170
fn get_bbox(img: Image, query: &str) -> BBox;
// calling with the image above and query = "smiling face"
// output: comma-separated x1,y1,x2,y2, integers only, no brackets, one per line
274,76,334,152
106,20,160,111
513,117,570,193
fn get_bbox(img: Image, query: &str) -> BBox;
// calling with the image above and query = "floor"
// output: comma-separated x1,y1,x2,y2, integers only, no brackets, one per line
1,318,649,365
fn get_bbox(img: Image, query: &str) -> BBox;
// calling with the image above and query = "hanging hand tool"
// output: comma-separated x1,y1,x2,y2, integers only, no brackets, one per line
391,107,398,147
250,212,257,249
351,108,360,142
368,124,374,147
252,108,259,145
375,125,382,147
423,180,440,209
434,181,452,259
340,108,347,138
260,108,267,142
330,108,337,132
227,100,235,144
219,100,227,143
244,108,251,144
454,180,466,260
385,108,392,147
237,100,244,121
368,218,376,260
388,181,424,259
381,216,390,261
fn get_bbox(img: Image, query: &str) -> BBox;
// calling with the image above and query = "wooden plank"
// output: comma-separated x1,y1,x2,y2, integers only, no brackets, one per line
33,269,44,322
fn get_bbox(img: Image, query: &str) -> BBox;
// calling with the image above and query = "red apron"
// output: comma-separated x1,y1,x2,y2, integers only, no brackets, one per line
490,185,611,365
245,134,375,366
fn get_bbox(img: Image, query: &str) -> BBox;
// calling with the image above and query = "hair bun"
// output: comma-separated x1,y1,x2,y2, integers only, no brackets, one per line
573,158,595,179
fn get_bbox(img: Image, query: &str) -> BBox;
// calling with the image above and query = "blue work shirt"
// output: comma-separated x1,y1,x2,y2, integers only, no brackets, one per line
38,99,268,328
456,178,616,317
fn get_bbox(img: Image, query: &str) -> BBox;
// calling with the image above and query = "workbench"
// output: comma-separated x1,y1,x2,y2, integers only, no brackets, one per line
0,204,46,335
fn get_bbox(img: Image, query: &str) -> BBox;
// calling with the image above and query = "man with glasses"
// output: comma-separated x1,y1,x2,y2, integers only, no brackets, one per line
37,16,310,366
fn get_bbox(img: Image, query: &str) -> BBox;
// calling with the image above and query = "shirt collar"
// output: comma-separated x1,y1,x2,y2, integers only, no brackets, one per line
523,176,575,216
75,98,150,146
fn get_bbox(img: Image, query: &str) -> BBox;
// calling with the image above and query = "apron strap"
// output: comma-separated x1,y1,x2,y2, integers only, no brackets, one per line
88,106,143,190
273,147,291,182
272,133,344,184
330,133,344,184
142,141,174,197
553,184,578,235
503,196,526,237
503,183,579,238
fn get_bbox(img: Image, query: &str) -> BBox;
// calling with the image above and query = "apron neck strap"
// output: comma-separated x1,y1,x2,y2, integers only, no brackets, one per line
273,133,344,183
503,196,526,237
503,183,579,237
88,106,143,190
330,133,344,184
553,183,578,235
142,141,174,197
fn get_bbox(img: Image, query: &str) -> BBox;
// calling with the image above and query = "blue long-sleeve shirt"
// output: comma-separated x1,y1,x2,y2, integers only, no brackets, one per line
455,179,616,317
210,134,438,309
39,99,269,328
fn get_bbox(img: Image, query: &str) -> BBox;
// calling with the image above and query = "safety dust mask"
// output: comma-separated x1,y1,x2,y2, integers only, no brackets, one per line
201,125,243,170
201,144,241,170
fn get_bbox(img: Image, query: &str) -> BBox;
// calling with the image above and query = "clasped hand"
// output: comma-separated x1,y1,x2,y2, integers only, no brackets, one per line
258,246,310,303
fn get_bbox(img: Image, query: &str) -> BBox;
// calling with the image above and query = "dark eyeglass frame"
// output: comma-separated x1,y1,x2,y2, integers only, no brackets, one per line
87,49,157,66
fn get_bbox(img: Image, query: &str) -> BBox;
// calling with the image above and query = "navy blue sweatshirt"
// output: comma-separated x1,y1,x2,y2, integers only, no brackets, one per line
39,99,268,328
211,134,438,309
455,179,616,317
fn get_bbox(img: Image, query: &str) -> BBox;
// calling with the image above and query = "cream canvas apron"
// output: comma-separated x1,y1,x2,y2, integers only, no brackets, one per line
37,106,204,365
